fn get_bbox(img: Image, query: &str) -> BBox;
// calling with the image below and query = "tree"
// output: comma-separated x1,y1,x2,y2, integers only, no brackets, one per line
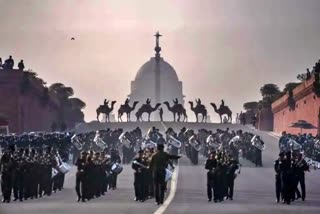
243,102,259,111
69,97,86,110
283,82,300,94
260,84,281,98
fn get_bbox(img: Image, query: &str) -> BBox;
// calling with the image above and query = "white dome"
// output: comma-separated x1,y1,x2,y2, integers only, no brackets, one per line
134,57,179,81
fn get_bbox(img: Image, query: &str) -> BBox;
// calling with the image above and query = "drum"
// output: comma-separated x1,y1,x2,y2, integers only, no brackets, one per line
111,163,123,174
52,168,58,178
58,162,71,174
165,168,173,182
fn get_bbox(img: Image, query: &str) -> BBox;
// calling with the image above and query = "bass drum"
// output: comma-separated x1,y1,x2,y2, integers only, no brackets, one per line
111,163,123,174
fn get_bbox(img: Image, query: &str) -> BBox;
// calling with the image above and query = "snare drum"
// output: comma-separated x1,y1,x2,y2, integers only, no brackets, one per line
165,168,173,182
111,163,123,174
58,162,71,174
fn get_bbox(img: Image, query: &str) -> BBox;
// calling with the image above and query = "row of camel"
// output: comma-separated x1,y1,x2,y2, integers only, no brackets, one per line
96,99,232,123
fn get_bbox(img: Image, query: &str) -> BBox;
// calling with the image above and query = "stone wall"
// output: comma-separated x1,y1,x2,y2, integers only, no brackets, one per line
272,76,320,135
0,69,59,133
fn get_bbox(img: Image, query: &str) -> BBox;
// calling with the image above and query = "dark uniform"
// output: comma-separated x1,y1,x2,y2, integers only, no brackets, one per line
1,151,13,203
205,154,217,202
132,151,147,202
293,154,309,201
75,152,88,202
149,144,180,205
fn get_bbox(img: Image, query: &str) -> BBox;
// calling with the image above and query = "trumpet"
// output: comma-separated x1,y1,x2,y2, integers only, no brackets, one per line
71,134,84,151
94,131,108,150
119,132,131,149
189,135,202,152
251,135,266,151
167,134,182,148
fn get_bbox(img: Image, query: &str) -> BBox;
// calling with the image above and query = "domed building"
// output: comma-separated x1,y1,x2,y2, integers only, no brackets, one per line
128,32,184,120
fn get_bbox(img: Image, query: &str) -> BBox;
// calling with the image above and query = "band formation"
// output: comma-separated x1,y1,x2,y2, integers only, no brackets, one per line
0,127,319,205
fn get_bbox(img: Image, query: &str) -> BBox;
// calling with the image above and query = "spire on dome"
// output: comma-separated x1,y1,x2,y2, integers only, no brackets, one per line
154,31,162,60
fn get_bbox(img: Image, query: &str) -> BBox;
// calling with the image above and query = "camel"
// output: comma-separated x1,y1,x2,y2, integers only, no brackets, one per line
135,103,161,122
189,101,207,123
210,103,232,123
96,101,116,122
118,101,139,122
163,101,188,122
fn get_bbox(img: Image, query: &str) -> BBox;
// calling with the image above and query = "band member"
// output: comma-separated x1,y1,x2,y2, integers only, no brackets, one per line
274,152,284,203
149,144,181,205
226,158,239,200
132,149,147,202
293,153,309,201
75,151,88,202
205,151,217,202
1,148,14,203
110,148,121,190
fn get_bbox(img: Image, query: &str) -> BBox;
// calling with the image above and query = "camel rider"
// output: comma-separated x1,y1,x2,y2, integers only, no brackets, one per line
173,98,179,105
220,100,225,109
104,99,109,106
146,98,151,106
196,99,202,106
125,98,130,105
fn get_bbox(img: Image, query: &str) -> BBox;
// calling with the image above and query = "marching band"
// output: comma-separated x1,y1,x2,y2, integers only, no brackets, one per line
0,126,317,206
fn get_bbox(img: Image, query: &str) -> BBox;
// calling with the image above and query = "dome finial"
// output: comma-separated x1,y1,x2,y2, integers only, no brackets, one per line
154,31,162,60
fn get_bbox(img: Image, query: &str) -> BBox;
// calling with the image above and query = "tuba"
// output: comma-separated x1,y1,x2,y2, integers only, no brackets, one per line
288,138,302,151
189,135,202,152
119,132,131,149
167,134,182,148
71,134,83,151
206,134,220,150
94,131,108,150
251,135,266,151
229,135,240,147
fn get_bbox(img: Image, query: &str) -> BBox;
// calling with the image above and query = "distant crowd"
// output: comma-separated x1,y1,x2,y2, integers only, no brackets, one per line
0,55,25,71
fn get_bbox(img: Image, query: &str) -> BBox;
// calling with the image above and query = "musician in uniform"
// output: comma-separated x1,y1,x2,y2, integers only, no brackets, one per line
205,151,217,202
132,149,147,202
293,153,309,201
110,148,121,190
12,148,25,202
149,144,181,205
1,148,14,203
75,151,88,202
226,158,239,200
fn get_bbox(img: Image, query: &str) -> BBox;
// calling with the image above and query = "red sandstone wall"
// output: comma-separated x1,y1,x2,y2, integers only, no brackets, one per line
273,93,319,135
272,77,319,135
0,69,59,133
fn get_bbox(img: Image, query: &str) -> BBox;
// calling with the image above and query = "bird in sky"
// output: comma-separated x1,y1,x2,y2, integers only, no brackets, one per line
71,37,75,40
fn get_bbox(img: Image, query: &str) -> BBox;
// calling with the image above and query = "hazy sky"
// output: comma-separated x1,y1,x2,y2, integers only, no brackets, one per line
1,0,320,122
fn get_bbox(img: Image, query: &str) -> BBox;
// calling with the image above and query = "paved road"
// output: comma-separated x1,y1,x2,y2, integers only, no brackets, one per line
1,125,320,214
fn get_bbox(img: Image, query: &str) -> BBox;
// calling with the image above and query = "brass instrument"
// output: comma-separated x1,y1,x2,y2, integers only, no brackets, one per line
288,138,302,151
167,134,182,148
251,135,266,151
189,135,201,152
119,132,131,149
71,134,83,151
304,157,320,170
94,131,108,150
229,135,240,147
206,134,220,150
